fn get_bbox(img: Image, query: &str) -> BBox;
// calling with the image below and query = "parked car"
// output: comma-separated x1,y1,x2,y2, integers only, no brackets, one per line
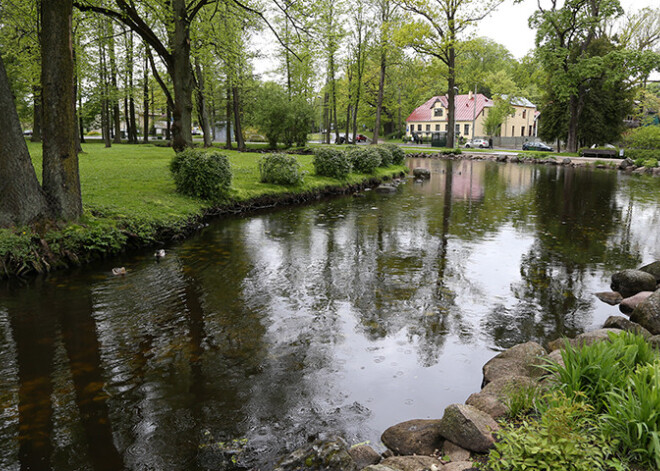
465,138,489,148
23,129,33,136
355,134,368,143
522,141,554,152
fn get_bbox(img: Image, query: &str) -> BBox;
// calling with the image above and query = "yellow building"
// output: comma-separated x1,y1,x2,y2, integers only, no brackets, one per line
406,93,538,142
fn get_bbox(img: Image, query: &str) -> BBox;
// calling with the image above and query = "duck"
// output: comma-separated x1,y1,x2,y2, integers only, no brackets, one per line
154,249,166,260
112,267,127,276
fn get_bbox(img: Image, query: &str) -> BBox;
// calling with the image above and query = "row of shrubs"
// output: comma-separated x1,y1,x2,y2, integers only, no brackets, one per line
491,331,660,470
169,145,406,199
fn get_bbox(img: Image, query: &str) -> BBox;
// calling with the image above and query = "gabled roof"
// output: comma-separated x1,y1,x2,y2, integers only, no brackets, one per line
406,94,495,123
501,95,537,108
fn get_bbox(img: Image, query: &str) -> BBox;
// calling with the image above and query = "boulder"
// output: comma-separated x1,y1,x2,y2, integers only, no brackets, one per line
362,465,399,471
496,155,507,162
630,290,660,335
547,328,620,351
603,316,651,338
619,158,633,170
594,291,623,305
620,291,654,314
633,167,649,175
547,348,564,368
465,392,506,419
381,419,444,456
442,441,470,462
562,158,572,165
376,184,398,194
443,462,475,471
348,445,381,468
413,168,431,179
379,456,444,471
509,156,521,163
275,437,358,471
654,168,660,177
466,376,540,419
611,269,657,298
481,342,547,386
439,404,499,453
648,335,660,350
639,261,660,283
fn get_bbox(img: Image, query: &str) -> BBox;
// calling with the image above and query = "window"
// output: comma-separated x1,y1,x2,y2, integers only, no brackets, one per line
445,124,449,131
435,124,440,131
464,124,470,135
426,124,431,131
417,124,422,131
521,127,525,137
455,124,460,134
523,110,527,119
434,108,444,117
529,125,533,136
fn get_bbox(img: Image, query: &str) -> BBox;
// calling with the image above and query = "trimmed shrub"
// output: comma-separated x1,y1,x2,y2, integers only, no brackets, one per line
170,149,232,199
258,153,303,185
626,148,660,165
373,145,393,167
346,147,381,174
382,143,406,165
313,148,352,179
624,126,660,150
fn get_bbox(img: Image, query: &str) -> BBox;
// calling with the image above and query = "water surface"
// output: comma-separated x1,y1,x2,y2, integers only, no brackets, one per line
1,159,659,470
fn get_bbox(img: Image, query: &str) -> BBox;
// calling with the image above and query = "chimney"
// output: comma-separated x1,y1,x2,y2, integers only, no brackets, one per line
468,91,473,100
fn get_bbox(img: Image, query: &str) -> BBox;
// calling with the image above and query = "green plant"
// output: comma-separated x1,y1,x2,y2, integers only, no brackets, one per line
489,392,624,471
504,383,541,418
170,149,232,199
313,148,351,179
542,332,656,412
373,145,393,167
381,143,406,165
623,126,660,150
603,361,660,469
627,149,660,164
346,147,381,174
258,153,303,185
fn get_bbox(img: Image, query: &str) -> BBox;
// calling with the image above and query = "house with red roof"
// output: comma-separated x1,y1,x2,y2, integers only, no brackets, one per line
406,93,538,142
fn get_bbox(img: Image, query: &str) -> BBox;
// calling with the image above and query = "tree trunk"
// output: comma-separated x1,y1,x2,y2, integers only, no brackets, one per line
373,49,386,145
232,85,245,151
566,94,580,153
109,26,121,144
99,31,111,148
143,54,149,143
225,84,232,149
41,0,82,221
0,55,50,227
323,91,330,144
194,60,212,147
166,101,172,142
447,45,456,149
171,0,194,152
31,87,42,142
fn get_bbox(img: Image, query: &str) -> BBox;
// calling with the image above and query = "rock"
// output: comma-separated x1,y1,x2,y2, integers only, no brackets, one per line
481,342,547,386
466,376,540,419
348,445,381,468
362,465,399,471
496,155,507,162
547,348,564,367
619,158,633,170
380,456,444,471
442,441,470,462
412,168,431,179
603,316,651,338
465,392,507,419
443,462,474,471
639,261,660,283
633,167,649,175
653,168,660,176
509,156,520,163
547,328,620,351
562,158,572,165
274,437,358,471
376,184,398,194
381,419,444,456
620,291,654,314
648,335,660,349
630,290,660,335
611,269,657,298
439,404,499,453
594,291,623,305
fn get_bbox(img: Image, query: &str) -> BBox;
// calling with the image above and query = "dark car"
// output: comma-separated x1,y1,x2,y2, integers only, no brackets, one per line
522,141,553,152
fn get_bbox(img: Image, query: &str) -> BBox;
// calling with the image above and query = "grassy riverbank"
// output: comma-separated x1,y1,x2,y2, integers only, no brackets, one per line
0,142,406,276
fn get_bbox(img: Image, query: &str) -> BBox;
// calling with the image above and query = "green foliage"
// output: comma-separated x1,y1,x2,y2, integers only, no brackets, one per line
313,148,351,179
623,126,660,150
170,149,232,199
254,82,314,148
381,143,406,165
625,148,660,164
543,332,656,413
258,153,303,185
346,147,381,174
489,391,624,471
504,383,541,418
373,145,393,167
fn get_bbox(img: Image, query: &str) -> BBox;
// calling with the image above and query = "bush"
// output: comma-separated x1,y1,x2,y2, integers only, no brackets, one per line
381,143,406,165
258,153,303,185
346,147,381,174
624,126,660,150
313,148,352,179
373,145,393,167
170,149,232,199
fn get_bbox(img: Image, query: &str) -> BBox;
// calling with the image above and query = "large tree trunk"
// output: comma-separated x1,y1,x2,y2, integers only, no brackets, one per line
143,54,149,143
566,93,582,153
373,50,386,145
171,0,194,152
232,85,245,151
31,87,42,143
99,34,111,148
41,0,82,221
0,55,50,227
166,101,172,142
194,60,212,147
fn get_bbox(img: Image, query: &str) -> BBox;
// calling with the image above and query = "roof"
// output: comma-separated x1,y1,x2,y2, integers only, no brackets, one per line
406,94,495,123
501,95,536,108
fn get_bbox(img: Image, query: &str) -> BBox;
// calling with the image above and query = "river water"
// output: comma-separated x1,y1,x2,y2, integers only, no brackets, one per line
1,159,659,470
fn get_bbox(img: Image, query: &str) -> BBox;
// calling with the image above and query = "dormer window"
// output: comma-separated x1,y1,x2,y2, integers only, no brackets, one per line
434,108,444,117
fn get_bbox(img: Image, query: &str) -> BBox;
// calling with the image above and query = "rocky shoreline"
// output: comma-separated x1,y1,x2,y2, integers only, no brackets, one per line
407,151,660,176
274,260,660,471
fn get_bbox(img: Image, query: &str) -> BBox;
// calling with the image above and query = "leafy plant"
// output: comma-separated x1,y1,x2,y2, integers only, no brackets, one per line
170,149,232,199
346,147,381,174
313,148,351,179
623,126,660,150
373,145,393,166
258,153,303,185
381,143,406,165
504,382,541,418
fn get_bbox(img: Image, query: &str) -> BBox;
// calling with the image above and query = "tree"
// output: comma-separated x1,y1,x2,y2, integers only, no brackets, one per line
397,0,503,148
372,0,394,145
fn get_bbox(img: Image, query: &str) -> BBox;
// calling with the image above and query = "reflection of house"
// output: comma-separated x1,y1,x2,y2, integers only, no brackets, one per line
406,93,538,142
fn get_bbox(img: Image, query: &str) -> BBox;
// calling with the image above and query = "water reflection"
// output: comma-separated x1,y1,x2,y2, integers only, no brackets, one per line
0,160,659,470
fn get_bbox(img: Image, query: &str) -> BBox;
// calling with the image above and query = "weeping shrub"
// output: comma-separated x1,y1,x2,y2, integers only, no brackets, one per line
170,149,232,199
258,153,303,185
346,147,381,174
382,143,406,165
313,148,352,179
373,145,393,166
